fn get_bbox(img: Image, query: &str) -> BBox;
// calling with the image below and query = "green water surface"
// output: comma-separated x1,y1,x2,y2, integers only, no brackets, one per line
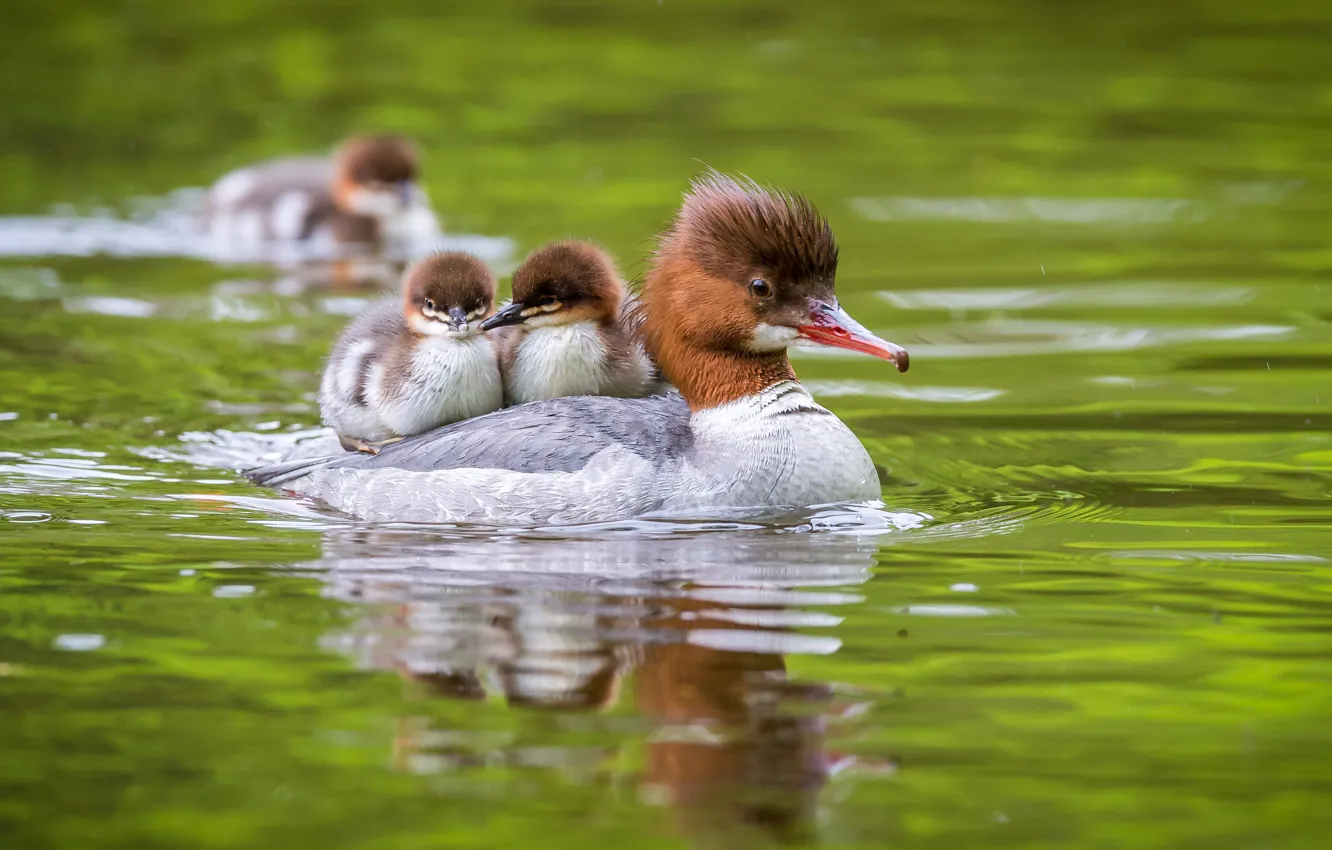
2,1,1330,848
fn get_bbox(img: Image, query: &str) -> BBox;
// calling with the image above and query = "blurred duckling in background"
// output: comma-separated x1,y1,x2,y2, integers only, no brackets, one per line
480,241,661,405
204,134,440,252
319,252,503,453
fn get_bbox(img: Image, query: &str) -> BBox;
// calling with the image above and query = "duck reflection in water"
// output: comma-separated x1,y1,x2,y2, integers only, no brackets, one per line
312,518,898,843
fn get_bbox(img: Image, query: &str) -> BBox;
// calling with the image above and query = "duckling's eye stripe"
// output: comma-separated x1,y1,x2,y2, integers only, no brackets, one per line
521,301,562,317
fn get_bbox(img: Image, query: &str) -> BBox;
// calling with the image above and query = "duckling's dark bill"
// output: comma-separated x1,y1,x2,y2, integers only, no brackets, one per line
479,301,531,331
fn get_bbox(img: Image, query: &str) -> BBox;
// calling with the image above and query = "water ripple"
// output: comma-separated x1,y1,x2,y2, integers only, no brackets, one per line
878,282,1255,310
850,195,1209,224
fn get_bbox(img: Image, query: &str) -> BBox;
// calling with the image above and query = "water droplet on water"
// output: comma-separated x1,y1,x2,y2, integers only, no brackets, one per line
213,585,256,598
54,634,105,651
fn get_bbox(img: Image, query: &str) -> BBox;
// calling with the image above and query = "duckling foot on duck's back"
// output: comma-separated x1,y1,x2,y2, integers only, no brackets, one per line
338,434,404,455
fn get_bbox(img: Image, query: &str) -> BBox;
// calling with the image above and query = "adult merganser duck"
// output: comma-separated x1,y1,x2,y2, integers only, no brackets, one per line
318,252,504,454
204,134,440,251
479,240,658,404
249,172,909,525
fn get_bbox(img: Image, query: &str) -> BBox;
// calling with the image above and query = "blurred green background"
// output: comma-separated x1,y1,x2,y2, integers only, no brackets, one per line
2,1,1330,848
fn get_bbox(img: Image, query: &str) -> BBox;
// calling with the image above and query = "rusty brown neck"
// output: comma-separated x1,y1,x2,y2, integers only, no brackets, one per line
642,259,797,410
654,335,796,411
644,255,799,411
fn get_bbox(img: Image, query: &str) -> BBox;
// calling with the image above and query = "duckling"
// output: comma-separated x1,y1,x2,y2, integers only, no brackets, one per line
204,134,439,251
319,252,503,453
479,241,658,405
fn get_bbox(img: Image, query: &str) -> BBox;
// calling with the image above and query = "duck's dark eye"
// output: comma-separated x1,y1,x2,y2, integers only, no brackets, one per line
749,278,773,299
424,298,436,311
538,295,558,308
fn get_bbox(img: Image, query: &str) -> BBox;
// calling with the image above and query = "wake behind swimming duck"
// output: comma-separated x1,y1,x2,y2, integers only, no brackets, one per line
318,252,504,454
249,173,909,526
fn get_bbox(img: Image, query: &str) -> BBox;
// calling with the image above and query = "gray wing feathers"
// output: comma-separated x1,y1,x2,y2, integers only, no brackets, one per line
247,392,693,487
202,158,332,239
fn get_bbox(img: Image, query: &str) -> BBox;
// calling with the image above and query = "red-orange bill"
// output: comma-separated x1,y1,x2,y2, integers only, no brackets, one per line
798,300,910,373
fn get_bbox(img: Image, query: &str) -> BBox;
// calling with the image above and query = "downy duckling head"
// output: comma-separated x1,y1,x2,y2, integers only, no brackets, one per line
479,240,624,332
332,135,423,220
403,251,496,339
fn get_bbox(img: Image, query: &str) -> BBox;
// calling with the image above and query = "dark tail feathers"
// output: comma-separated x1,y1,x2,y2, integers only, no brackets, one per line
245,454,337,489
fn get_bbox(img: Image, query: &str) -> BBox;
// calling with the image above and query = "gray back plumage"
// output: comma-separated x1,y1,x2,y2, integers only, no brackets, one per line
249,392,693,487
334,297,406,348
203,157,380,243
202,158,331,238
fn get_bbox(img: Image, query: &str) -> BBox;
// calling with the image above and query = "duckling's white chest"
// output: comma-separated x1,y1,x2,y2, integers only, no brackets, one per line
505,322,608,404
374,335,503,435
